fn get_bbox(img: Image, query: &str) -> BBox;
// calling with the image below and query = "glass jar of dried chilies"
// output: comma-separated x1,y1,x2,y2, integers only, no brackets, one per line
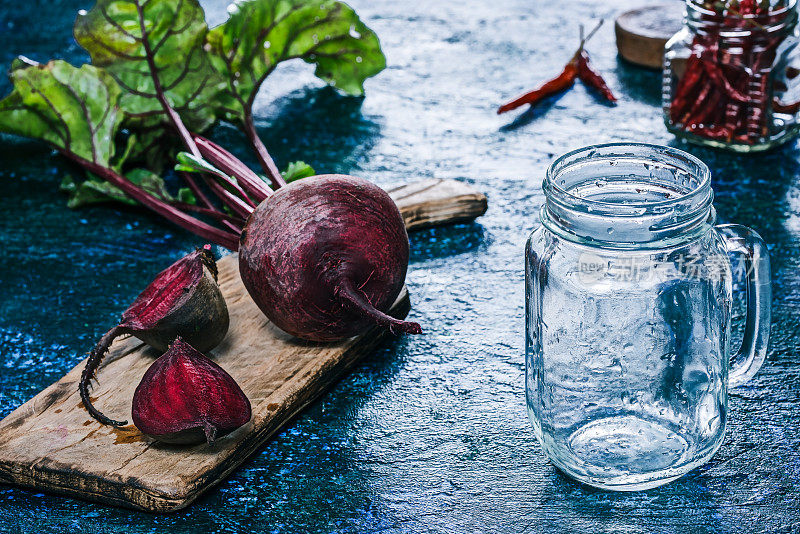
664,0,800,152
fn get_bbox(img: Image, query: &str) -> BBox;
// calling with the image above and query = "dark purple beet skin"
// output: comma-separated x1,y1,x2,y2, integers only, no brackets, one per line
80,246,230,427
239,174,422,342
132,338,251,445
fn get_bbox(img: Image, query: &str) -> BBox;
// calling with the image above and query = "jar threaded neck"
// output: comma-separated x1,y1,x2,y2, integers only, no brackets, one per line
543,144,715,249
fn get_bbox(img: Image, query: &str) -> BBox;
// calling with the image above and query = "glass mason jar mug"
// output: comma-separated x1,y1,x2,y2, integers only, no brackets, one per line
663,0,800,152
525,144,771,491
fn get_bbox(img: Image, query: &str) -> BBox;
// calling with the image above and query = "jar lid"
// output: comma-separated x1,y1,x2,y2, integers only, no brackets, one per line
615,4,685,69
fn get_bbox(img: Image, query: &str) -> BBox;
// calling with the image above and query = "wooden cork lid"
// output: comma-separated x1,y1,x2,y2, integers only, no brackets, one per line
615,3,685,69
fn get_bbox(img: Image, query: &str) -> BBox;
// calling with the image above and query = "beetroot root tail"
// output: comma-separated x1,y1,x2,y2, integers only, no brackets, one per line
337,280,422,336
79,325,130,427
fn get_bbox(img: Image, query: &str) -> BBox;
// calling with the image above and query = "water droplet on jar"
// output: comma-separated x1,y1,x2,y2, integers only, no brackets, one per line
312,34,319,44
349,25,362,39
263,41,271,49
355,56,363,63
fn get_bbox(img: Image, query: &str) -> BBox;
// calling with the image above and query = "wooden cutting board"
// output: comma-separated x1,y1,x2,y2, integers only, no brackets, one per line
0,179,487,512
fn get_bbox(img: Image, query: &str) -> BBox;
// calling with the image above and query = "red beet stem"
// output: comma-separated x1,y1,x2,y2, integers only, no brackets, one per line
243,113,286,190
194,135,273,202
134,0,202,159
203,177,255,219
65,154,241,250
336,279,422,335
135,0,270,223
172,202,245,230
178,171,215,211
79,324,130,427
192,157,259,209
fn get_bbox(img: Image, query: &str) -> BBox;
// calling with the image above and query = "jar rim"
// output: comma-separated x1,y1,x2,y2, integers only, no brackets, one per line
686,0,797,20
542,143,715,248
685,0,798,34
544,142,712,211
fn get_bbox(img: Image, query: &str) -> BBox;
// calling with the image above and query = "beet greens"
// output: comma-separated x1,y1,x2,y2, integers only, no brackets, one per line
204,0,385,183
0,0,385,230
0,0,425,343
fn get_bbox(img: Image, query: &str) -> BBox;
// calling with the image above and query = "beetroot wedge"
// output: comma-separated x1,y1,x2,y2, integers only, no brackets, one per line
132,337,251,445
80,246,229,426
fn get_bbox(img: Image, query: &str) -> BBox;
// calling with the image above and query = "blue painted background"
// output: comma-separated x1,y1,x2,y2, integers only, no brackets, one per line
0,0,798,532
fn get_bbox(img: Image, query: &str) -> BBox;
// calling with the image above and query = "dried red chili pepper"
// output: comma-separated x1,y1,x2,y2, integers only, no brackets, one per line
497,63,578,114
772,97,800,114
681,84,720,128
498,21,614,115
702,58,751,103
740,0,757,15
576,50,616,103
669,35,713,124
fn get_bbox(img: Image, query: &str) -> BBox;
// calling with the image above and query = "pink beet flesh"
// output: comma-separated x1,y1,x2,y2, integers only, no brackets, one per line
123,250,204,330
132,338,251,444
238,174,421,342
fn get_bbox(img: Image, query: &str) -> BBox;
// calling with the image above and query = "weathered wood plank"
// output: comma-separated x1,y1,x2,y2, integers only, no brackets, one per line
389,178,488,231
0,179,487,512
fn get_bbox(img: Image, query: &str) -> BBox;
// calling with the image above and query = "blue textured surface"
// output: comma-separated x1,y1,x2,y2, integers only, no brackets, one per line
1,0,799,532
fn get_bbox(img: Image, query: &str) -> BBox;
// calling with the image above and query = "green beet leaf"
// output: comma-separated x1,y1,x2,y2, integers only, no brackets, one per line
60,174,136,207
0,58,123,166
206,0,386,125
281,161,316,182
61,168,177,208
74,0,225,135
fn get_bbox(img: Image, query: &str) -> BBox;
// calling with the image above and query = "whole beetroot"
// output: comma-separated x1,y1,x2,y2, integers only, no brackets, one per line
239,174,421,342
80,246,229,426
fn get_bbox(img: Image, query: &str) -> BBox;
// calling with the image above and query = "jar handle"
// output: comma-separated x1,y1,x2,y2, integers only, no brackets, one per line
716,224,771,388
